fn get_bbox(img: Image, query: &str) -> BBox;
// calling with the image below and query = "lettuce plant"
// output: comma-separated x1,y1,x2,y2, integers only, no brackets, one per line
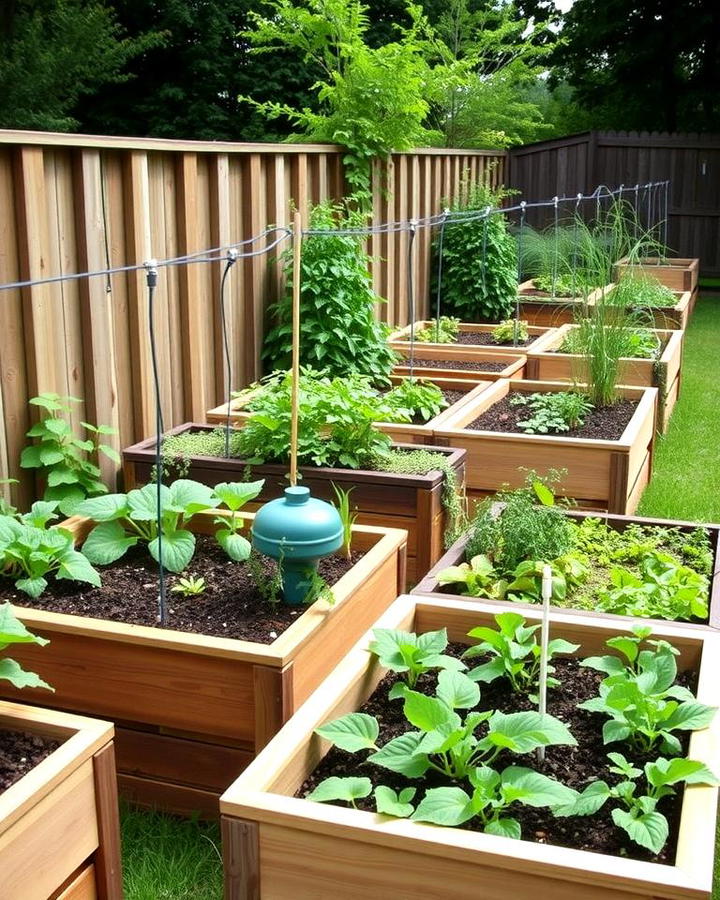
0,601,53,690
76,478,263,573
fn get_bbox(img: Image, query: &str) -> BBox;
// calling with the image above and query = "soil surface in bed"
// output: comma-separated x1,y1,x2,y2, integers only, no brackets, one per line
0,536,364,644
0,729,62,793
456,330,535,348
466,393,639,440
298,650,692,864
400,358,509,373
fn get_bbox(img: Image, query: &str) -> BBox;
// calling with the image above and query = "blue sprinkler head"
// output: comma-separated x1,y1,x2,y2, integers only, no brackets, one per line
251,486,344,605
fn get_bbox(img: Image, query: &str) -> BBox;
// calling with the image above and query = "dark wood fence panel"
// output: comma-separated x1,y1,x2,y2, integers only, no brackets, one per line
0,131,504,507
508,131,720,277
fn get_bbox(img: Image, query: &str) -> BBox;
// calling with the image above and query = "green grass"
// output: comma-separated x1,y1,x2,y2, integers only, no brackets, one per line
121,804,223,900
637,297,720,522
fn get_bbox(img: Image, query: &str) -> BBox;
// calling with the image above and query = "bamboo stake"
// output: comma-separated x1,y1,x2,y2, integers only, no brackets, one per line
289,211,302,487
537,563,552,764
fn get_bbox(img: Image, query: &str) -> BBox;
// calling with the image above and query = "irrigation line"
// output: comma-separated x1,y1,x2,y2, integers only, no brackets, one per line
407,221,417,379
219,252,238,458
432,209,449,337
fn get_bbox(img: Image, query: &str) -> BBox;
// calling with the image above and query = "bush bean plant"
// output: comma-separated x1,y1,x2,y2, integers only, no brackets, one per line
308,618,717,855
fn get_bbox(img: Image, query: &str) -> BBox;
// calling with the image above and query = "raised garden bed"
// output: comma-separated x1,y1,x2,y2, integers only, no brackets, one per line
123,424,466,586
413,509,720,631
387,321,554,354
1,701,122,899
516,280,606,327
526,324,685,433
596,284,694,330
206,375,491,446
0,511,406,818
392,345,526,382
220,594,720,900
433,379,658,515
613,257,699,295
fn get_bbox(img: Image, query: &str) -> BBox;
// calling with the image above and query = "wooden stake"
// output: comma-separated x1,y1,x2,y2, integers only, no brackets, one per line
290,211,302,487
537,563,552,764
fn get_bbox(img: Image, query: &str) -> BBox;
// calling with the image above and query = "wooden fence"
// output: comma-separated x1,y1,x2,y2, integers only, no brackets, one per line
507,131,720,276
0,131,504,507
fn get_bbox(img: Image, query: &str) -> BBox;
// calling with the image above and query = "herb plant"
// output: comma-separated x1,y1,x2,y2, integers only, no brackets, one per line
0,601,52,690
511,391,594,434
76,479,263,573
332,484,357,561
433,184,518,322
384,379,447,423
20,393,119,515
263,202,398,383
607,275,676,310
412,317,460,344
492,319,529,343
560,325,660,361
533,273,583,297
579,626,717,754
0,502,101,598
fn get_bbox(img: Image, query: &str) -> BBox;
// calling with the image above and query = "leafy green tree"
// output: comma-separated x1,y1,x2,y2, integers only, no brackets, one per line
553,0,720,132
0,0,159,132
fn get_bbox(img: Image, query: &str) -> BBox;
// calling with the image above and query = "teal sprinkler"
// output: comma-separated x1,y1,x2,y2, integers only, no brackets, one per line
251,212,344,605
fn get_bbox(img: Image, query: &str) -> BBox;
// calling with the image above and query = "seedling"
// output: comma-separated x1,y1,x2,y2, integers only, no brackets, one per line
170,575,206,597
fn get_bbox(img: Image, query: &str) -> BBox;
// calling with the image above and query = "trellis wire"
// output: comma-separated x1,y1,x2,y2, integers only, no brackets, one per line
406,220,418,378
219,250,239,458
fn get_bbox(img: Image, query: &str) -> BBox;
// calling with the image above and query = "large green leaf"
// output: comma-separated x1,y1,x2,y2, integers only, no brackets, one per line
213,480,264,511
82,521,138,565
500,766,578,808
148,529,195,573
168,479,219,516
306,777,371,804
216,530,251,563
0,603,49,646
0,658,53,691
56,549,102,587
128,484,171,521
483,710,576,753
368,732,430,777
484,817,522,840
403,690,459,732
315,713,379,752
75,493,130,522
612,808,668,854
646,757,719,788
15,576,48,599
436,669,480,710
411,787,475,826
662,702,717,732
552,780,611,817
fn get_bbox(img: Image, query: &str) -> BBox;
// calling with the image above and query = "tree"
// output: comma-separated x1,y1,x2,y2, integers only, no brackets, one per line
0,0,158,132
553,0,720,132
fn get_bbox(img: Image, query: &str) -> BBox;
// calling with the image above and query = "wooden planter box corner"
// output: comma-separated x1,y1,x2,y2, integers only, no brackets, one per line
0,702,122,900
220,595,720,900
516,281,607,327
613,257,699,295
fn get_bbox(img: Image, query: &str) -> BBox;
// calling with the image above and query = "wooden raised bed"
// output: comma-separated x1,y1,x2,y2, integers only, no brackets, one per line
413,508,720,631
206,375,492,446
526,324,685,432
614,257,699,295
595,284,694,330
387,320,555,355
0,511,406,818
392,345,526,382
123,424,466,586
433,378,658,515
516,280,606,326
1,702,122,900
220,594,720,900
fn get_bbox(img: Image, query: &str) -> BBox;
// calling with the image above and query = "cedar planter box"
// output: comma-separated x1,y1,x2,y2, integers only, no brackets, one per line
220,594,720,900
206,375,492,447
123,424,466,586
0,702,122,900
526,324,685,432
516,280,606,326
614,257,699,295
387,320,555,355
433,379,658,515
596,284,694,330
392,345,526,382
413,509,720,631
0,511,406,818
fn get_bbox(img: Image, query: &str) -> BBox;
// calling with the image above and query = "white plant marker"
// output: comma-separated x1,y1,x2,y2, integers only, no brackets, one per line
537,563,553,764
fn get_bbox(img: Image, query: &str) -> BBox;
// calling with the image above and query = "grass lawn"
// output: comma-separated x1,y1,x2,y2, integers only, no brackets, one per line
638,296,720,522
119,297,720,898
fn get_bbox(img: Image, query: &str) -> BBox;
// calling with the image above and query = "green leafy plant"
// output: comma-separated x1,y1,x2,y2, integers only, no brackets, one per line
606,275,677,310
579,626,717,754
560,325,660,361
492,319,529,343
331,484,357,561
263,202,398,381
0,502,101,598
436,553,506,599
463,611,580,693
0,601,53,690
20,393,119,515
511,391,594,434
384,379,447,423
413,317,460,344
170,575,206,597
555,752,718,854
76,479,263,574
533,272,584,297
433,183,518,322
368,627,465,696
212,481,265,562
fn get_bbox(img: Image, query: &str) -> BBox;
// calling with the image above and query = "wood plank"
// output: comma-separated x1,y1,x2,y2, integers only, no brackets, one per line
117,773,219,819
91,742,123,900
222,817,260,900
253,663,294,752
52,864,97,900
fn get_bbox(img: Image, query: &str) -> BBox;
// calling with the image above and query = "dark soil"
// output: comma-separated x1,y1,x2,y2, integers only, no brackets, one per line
466,393,639,440
298,651,692,864
0,729,62,793
0,536,364,644
401,358,509,373
456,331,535,348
